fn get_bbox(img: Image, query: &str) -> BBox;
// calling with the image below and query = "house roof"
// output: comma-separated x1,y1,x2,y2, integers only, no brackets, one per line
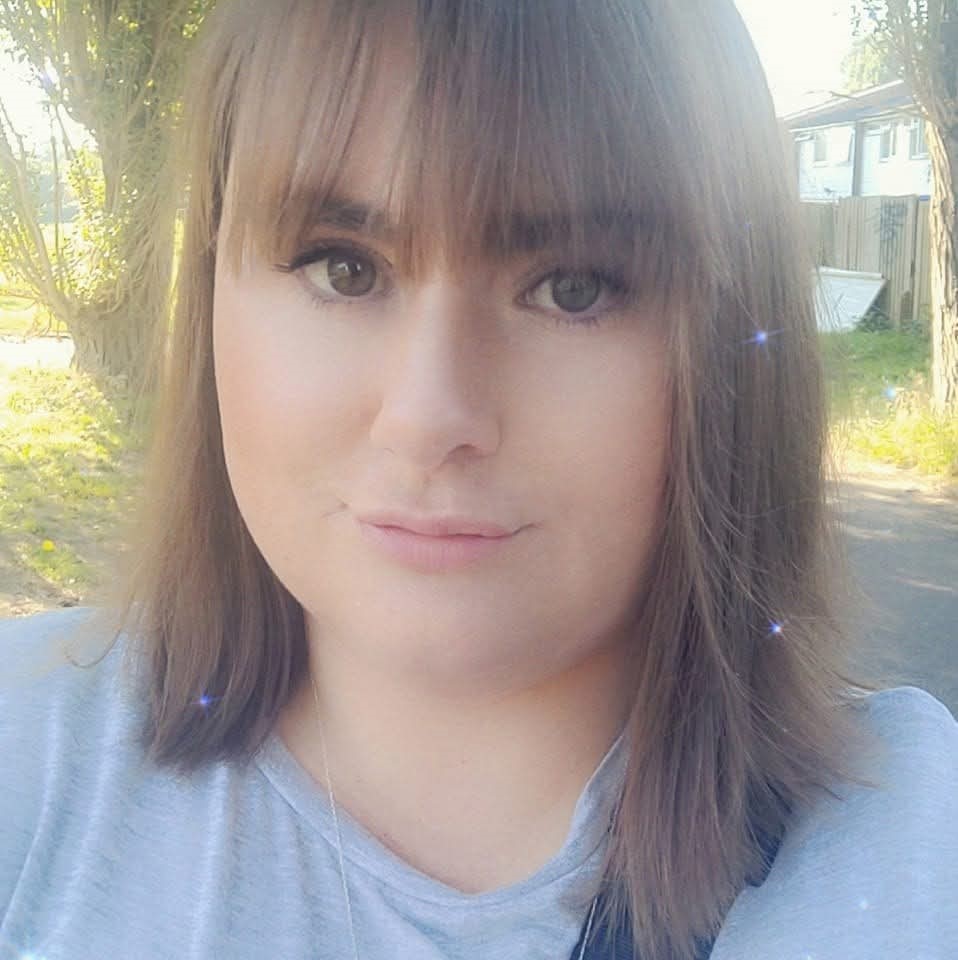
783,79,915,130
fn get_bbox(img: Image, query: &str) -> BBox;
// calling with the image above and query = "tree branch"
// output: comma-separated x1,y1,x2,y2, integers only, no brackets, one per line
0,98,72,318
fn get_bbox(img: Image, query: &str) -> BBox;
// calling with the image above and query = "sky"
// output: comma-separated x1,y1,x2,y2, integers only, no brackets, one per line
0,1,857,143
0,52,46,142
735,0,858,115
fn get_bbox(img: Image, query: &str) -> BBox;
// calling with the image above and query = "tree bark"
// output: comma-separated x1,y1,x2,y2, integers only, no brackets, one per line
71,268,165,394
927,122,958,412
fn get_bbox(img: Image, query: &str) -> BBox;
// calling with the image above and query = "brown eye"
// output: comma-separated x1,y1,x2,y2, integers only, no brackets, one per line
549,271,601,313
303,251,377,297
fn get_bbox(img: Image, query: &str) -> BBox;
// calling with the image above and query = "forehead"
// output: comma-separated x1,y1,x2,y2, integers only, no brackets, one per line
216,0,699,292
321,16,416,224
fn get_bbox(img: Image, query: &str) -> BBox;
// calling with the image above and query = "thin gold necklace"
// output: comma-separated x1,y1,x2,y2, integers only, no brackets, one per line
310,674,599,960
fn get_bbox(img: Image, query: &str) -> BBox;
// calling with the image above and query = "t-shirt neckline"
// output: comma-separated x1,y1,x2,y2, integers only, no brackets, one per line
252,723,630,907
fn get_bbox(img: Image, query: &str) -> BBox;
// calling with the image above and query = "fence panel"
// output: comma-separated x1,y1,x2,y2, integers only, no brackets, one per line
801,202,835,265
801,194,930,327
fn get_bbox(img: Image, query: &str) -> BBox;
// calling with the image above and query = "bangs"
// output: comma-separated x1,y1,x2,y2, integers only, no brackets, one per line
206,0,722,311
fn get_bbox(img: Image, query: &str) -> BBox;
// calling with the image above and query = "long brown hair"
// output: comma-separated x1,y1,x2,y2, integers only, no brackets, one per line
85,1,884,957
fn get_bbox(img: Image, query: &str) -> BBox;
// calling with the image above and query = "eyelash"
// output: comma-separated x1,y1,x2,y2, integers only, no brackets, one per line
274,241,631,328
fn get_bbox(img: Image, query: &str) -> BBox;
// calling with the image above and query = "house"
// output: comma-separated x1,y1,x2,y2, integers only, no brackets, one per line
783,79,931,201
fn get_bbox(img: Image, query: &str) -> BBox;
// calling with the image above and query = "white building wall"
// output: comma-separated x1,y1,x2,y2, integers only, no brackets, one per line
794,116,932,200
859,118,932,197
797,124,855,199
859,128,883,196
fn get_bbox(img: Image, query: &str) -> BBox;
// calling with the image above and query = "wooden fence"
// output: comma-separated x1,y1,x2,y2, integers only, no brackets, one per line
801,196,931,327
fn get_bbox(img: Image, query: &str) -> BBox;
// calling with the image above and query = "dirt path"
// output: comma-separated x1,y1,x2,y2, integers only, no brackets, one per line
0,335,74,370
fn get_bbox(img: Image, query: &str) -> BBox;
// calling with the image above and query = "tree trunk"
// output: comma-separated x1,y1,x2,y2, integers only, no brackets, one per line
927,123,958,412
68,123,176,398
0,0,204,397
70,205,174,398
71,293,154,393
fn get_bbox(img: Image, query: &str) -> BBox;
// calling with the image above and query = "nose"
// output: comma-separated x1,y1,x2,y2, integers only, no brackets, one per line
369,279,501,471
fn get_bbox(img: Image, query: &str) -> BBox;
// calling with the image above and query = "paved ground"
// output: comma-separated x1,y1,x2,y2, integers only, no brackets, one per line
0,335,74,369
834,463,958,716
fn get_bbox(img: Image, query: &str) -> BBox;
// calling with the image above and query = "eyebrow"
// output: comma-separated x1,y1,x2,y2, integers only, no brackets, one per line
308,196,396,239
304,194,641,255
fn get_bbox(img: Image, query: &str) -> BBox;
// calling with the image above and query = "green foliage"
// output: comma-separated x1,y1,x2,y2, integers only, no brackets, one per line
823,329,930,419
824,329,958,477
846,393,958,476
61,145,124,304
0,365,143,596
841,29,901,91
0,0,213,385
0,125,48,296
854,305,894,332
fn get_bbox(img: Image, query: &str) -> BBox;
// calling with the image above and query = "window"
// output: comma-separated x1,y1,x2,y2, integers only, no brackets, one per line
879,123,896,161
909,118,928,158
813,131,828,163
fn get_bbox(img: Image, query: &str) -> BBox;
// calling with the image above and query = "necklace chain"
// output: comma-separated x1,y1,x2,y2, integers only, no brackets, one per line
313,675,362,960
310,674,597,960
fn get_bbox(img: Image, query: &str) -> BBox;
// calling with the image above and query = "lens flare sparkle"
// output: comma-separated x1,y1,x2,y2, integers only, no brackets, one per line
744,328,783,346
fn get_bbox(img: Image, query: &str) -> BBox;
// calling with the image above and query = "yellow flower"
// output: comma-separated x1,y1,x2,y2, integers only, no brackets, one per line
41,539,55,552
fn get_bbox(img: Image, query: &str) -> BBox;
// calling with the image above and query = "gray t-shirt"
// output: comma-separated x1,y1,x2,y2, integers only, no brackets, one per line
2,607,957,960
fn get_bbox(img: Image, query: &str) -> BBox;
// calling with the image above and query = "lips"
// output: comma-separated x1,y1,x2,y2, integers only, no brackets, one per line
356,515,518,573
356,510,515,538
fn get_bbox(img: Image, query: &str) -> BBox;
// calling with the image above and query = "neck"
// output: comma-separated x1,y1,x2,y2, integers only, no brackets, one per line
278,627,633,894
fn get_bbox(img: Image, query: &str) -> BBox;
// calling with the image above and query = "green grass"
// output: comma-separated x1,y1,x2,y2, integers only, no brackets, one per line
0,366,143,599
821,330,931,420
846,403,958,475
0,297,44,338
823,329,958,480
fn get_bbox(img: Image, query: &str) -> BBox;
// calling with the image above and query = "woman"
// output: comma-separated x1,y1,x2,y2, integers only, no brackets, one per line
2,1,956,958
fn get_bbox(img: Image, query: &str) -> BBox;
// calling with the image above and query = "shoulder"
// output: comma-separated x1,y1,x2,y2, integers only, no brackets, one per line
713,686,958,958
848,685,957,813
1,605,97,701
859,682,957,767
0,605,131,711
0,604,87,649
0,608,133,907
787,684,958,881
803,684,958,873
861,683,957,745
0,606,144,815
0,608,167,928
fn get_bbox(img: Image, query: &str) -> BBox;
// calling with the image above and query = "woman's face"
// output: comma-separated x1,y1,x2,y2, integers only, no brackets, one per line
212,61,671,696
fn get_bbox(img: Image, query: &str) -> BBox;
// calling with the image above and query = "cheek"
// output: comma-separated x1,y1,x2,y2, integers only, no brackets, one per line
211,279,371,593
542,339,669,581
214,301,287,486
211,275,355,516
539,336,669,501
